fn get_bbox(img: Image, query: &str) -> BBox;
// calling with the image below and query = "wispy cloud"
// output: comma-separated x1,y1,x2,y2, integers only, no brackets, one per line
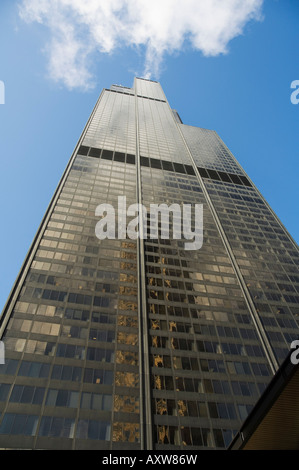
19,0,264,90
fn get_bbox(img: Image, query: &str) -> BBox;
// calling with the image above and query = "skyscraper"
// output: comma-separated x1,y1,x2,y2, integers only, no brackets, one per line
0,78,298,450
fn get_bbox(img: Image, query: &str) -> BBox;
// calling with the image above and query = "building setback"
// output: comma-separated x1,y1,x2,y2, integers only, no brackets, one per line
0,78,298,450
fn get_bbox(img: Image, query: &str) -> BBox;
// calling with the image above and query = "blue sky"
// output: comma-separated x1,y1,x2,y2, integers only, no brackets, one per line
0,0,298,311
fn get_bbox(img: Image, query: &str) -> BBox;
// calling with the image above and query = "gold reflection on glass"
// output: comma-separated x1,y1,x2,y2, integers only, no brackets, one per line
115,371,139,387
120,251,136,260
114,395,139,413
150,304,157,314
156,398,167,415
112,423,140,443
173,356,182,369
150,290,157,299
117,332,138,346
119,273,137,284
118,300,138,311
178,400,187,416
120,262,136,271
121,241,136,249
158,425,169,444
153,355,163,367
117,315,138,328
154,375,162,390
116,350,138,365
119,286,138,296
151,319,159,330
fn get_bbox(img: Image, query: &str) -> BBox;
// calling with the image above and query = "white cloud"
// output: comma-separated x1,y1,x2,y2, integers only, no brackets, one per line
19,0,264,90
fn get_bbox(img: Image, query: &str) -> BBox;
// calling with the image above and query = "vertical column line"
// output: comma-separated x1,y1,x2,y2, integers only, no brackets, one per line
0,90,105,340
134,79,153,450
215,133,299,252
172,118,279,375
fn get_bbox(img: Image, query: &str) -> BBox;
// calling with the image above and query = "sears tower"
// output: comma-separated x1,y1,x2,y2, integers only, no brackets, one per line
0,78,298,450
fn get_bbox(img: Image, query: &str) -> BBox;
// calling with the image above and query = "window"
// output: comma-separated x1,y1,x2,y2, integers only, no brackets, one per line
0,414,38,436
39,416,75,438
76,419,111,440
10,385,45,405
45,389,79,408
51,365,82,382
0,384,10,401
80,392,112,411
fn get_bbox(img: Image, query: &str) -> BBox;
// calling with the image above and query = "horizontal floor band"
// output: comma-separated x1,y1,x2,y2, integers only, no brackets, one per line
77,146,252,187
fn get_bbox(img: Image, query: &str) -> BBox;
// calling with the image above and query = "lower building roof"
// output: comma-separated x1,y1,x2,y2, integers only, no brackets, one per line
228,350,299,450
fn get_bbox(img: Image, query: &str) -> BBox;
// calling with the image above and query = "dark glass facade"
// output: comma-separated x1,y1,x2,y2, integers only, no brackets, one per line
0,78,298,450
